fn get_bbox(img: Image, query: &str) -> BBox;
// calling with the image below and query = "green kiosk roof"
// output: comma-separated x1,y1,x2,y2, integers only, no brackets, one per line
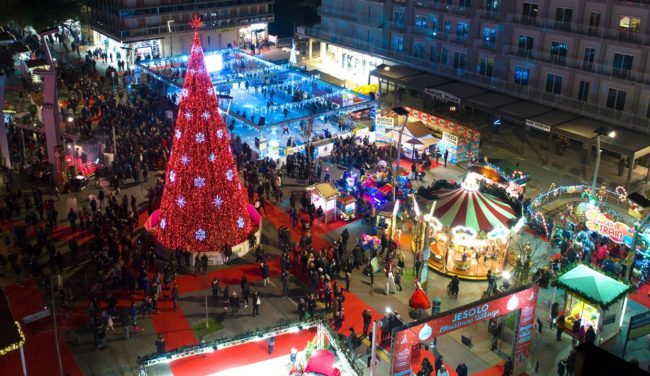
557,265,631,309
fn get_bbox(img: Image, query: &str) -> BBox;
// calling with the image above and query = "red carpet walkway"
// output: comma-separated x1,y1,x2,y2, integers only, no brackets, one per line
629,283,650,309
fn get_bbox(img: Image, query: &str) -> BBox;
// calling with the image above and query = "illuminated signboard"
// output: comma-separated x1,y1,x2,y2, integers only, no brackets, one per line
585,207,632,244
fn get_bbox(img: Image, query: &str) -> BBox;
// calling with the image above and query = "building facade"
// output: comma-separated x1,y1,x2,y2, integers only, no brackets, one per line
300,0,650,134
81,0,274,61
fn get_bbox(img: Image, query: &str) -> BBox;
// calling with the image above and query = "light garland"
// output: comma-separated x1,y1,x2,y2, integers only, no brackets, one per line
0,321,26,356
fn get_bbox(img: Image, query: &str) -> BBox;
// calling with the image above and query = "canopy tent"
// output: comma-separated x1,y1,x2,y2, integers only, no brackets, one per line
556,265,631,309
433,188,516,233
304,349,341,376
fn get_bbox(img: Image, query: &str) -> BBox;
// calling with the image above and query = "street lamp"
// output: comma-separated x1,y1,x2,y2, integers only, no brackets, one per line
625,192,650,281
167,20,175,57
392,106,409,202
591,127,616,192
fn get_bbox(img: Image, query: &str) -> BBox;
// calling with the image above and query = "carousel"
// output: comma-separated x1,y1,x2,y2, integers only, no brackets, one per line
424,173,519,280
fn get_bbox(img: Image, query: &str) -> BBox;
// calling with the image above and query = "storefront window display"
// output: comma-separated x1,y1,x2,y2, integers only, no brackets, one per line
321,45,383,86
239,23,268,48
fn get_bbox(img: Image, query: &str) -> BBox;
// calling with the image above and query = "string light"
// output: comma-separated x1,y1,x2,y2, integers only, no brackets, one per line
0,321,26,356
156,21,253,253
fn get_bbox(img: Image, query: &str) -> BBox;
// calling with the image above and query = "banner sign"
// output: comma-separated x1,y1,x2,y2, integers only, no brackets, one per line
585,207,632,244
375,116,394,143
442,132,458,146
391,286,538,376
525,119,551,133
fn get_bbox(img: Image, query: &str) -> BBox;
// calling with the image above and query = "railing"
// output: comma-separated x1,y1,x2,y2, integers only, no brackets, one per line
502,44,650,85
508,13,650,47
476,9,500,20
300,25,650,134
317,6,384,28
473,39,496,51
117,0,272,18
413,1,471,17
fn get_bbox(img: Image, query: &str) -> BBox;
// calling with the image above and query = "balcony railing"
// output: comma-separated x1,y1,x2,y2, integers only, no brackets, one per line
299,25,650,134
476,9,500,20
502,44,648,85
317,6,384,28
473,39,496,51
413,1,471,17
508,13,650,47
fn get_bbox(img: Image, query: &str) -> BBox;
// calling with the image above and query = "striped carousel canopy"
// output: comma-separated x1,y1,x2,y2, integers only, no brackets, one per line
433,188,517,233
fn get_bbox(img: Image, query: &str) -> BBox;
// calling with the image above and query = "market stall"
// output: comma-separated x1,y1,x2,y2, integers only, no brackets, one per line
556,265,631,343
425,173,518,280
308,183,338,223
388,121,440,161
336,194,355,221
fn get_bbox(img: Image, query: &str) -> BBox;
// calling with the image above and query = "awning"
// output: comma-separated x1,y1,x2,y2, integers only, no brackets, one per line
525,110,579,133
429,82,487,100
404,121,432,138
312,183,338,199
498,101,552,122
401,73,451,91
555,117,650,159
556,265,630,309
465,92,520,111
306,70,345,87
373,64,421,81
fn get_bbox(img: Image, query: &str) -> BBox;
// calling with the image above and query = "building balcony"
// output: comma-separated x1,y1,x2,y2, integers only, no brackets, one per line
299,25,650,134
503,44,648,85
508,13,650,48
476,9,500,21
413,1,471,17
473,39,496,51
317,6,384,28
103,13,275,40
116,0,273,18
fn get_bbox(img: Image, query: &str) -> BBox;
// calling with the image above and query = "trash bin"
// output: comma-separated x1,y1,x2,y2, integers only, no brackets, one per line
432,297,441,315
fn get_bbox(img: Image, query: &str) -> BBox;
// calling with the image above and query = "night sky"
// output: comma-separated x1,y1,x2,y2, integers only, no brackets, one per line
269,0,319,38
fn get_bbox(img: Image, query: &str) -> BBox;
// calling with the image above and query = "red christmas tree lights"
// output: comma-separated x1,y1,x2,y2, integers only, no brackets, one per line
156,18,253,253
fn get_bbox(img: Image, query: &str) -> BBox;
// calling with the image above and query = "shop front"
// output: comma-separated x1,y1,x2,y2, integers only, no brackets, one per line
89,30,162,63
238,23,268,49
555,265,631,343
307,183,338,224
311,43,383,87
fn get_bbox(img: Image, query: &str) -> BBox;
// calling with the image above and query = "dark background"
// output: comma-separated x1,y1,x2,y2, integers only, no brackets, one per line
269,0,319,38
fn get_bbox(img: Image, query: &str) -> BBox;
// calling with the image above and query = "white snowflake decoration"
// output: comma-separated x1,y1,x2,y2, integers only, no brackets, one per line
184,111,193,120
195,132,205,143
160,218,166,230
194,176,206,188
202,111,210,120
188,68,196,75
212,196,223,208
208,153,216,163
181,155,190,166
181,88,189,97
169,170,176,183
195,229,206,241
176,196,186,208
226,169,234,181
175,129,182,139
207,87,213,95
217,129,224,139
237,217,245,229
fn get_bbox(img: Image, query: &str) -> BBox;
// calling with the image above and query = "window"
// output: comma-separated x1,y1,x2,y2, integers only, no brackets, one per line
619,16,641,33
577,81,590,101
413,41,425,58
459,0,471,9
482,27,496,49
612,53,633,78
393,9,405,27
478,57,493,76
550,41,568,64
453,52,466,69
415,15,427,32
582,48,595,70
515,66,529,85
555,7,573,30
606,88,627,111
486,0,500,13
431,16,438,33
456,22,469,41
518,35,534,56
392,35,404,52
522,3,538,23
588,11,601,34
441,48,449,65
545,74,562,94
444,21,451,34
430,45,437,62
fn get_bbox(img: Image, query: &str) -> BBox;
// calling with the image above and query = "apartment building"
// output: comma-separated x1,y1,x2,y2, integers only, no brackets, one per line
299,0,650,137
81,0,274,60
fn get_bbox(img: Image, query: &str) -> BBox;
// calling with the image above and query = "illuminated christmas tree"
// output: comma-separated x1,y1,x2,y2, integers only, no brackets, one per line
156,17,253,253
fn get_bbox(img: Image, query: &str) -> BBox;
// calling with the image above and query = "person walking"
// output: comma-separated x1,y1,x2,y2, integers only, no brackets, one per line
443,149,449,167
502,357,513,376
281,271,290,297
261,262,270,286
252,290,261,317
171,284,179,312
362,309,372,337
434,355,444,374
155,336,166,354
556,313,566,341
456,363,468,376
557,358,567,376
267,336,275,354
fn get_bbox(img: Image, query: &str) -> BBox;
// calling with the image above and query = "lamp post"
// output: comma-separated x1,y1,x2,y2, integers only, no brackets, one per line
625,192,650,281
591,127,616,192
167,20,175,57
392,106,409,202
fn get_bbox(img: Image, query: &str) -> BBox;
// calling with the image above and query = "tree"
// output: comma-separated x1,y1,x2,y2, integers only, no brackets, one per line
509,236,548,288
156,18,253,254
0,0,80,31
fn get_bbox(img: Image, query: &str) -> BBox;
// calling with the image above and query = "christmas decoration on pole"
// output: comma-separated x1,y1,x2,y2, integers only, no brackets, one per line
156,16,253,253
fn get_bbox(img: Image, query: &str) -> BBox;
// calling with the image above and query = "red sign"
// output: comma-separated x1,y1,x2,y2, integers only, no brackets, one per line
391,286,538,376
